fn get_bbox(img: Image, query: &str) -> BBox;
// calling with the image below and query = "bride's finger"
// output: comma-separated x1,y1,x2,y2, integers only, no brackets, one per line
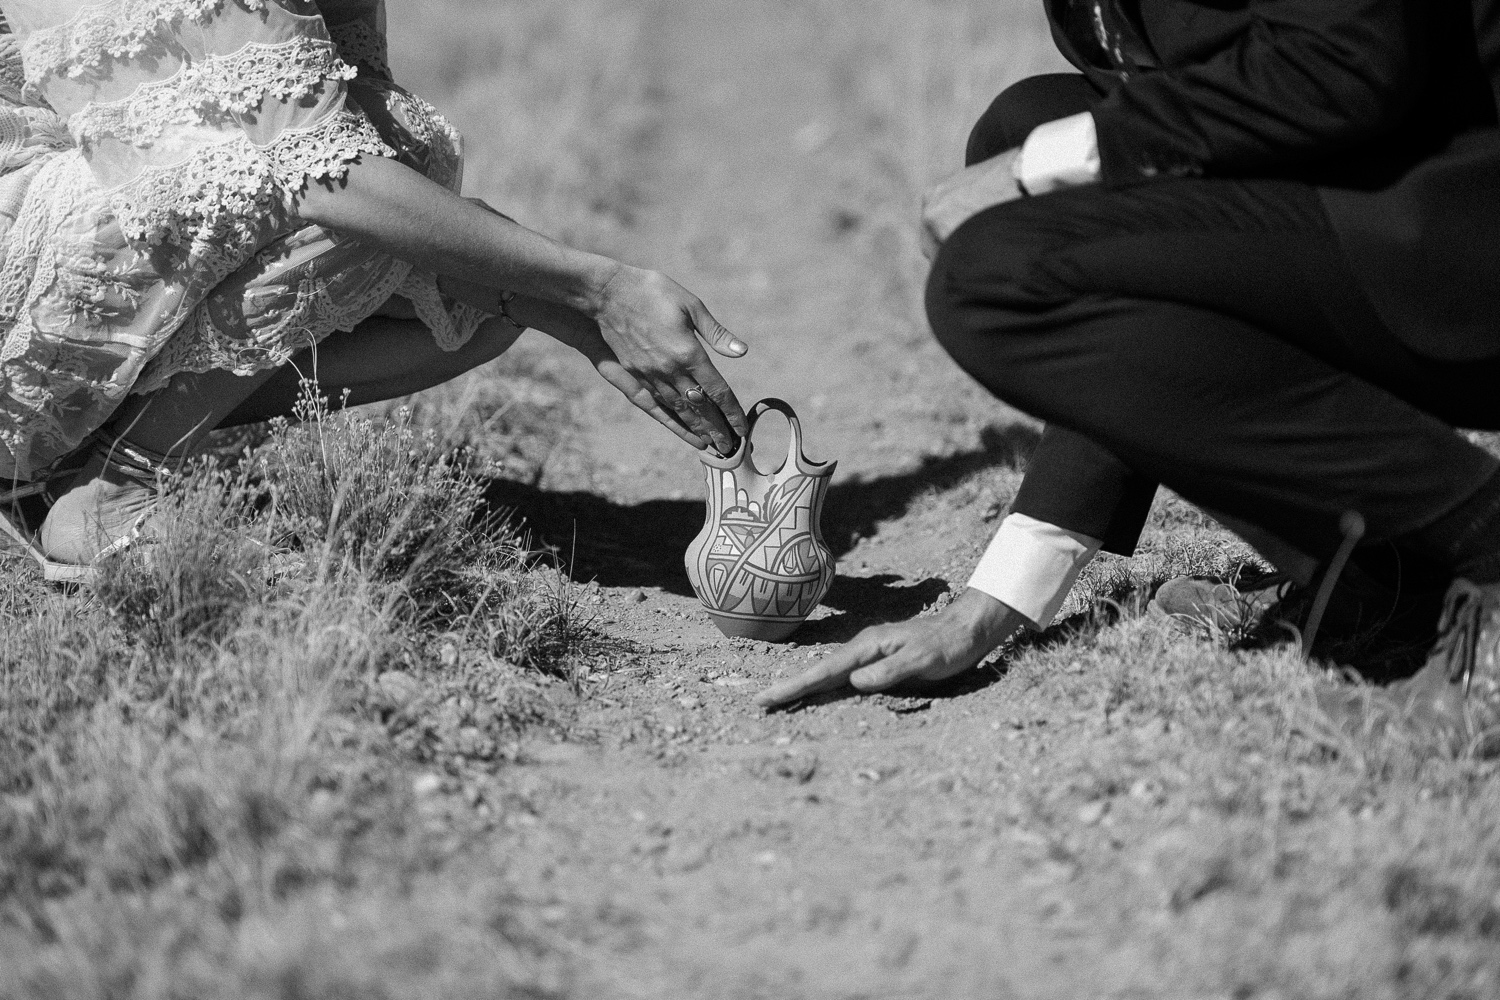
683,359,748,438
688,299,748,359
671,379,737,454
638,389,707,449
656,381,730,453
596,360,705,448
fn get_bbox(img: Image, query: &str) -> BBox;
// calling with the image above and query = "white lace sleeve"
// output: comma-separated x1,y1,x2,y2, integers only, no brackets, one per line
315,0,389,80
10,0,395,253
326,13,389,81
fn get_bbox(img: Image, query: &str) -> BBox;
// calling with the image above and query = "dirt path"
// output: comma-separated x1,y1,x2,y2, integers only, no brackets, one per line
477,2,1154,997
551,0,1021,503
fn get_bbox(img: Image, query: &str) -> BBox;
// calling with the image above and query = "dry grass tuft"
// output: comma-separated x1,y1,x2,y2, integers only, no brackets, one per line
2,382,594,1000
1,0,652,986
93,466,275,651
256,389,489,602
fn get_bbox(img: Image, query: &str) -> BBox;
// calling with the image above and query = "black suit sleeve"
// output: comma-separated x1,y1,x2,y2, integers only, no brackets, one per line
1091,0,1424,186
1011,425,1158,556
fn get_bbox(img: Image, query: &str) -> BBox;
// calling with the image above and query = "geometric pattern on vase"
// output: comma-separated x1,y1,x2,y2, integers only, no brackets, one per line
685,399,837,641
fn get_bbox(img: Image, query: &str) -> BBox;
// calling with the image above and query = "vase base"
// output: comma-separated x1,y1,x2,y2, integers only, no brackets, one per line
704,611,804,643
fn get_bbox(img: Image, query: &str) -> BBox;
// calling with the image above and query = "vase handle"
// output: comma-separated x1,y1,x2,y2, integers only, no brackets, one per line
746,397,807,471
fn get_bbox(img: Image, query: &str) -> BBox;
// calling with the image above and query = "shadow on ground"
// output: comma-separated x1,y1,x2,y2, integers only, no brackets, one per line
820,423,1039,554
480,422,1040,602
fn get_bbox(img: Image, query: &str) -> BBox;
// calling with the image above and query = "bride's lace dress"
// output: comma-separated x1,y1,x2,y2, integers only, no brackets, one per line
0,0,488,480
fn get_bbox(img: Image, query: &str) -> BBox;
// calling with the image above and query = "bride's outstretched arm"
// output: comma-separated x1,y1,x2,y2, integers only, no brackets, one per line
294,154,748,453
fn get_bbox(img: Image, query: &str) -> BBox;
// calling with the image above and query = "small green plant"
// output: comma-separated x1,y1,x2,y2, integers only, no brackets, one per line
94,463,274,651
257,385,488,599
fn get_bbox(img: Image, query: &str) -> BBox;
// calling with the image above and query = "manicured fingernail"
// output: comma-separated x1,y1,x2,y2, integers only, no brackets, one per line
729,340,747,355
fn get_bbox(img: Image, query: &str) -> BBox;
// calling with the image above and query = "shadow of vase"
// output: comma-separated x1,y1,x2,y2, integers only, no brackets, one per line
476,419,1041,628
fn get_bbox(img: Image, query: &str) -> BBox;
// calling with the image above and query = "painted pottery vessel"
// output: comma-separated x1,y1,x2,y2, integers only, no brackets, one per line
685,398,837,642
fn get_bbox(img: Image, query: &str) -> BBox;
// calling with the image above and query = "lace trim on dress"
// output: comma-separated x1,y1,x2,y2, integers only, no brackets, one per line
383,88,464,190
397,271,491,352
133,256,415,392
109,108,391,247
67,66,196,146
0,36,27,103
0,107,73,173
22,0,275,84
68,36,357,148
326,18,389,81
198,37,356,113
134,266,493,395
0,157,84,371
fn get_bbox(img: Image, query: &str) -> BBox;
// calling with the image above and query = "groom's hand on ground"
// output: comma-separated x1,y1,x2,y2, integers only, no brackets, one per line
920,148,1023,260
754,588,1026,709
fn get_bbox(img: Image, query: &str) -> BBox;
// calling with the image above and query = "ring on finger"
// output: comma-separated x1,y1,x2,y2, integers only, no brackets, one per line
684,384,707,405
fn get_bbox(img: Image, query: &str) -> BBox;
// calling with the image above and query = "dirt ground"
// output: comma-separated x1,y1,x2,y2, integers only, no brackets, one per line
421,1,1171,996
385,1,1500,998
6,2,1500,997
451,0,1138,995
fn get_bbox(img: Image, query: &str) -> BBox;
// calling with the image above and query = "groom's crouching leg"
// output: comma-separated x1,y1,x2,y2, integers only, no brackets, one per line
924,204,1064,410
965,73,1097,166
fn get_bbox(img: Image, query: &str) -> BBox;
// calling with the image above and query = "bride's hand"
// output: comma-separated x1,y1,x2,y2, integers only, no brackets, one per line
294,166,750,451
582,264,750,454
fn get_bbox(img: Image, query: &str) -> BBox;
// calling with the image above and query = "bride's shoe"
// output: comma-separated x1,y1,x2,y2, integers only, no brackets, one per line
1,449,98,584
16,437,178,585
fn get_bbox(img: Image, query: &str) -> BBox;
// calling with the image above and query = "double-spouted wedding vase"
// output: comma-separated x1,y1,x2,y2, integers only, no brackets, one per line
685,398,836,641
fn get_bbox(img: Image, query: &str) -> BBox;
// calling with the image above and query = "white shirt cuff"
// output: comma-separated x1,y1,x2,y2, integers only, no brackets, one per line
1014,112,1101,195
967,513,1102,630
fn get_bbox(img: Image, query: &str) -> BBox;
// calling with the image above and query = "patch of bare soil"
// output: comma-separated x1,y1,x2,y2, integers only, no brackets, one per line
434,3,1500,998
470,1,1126,995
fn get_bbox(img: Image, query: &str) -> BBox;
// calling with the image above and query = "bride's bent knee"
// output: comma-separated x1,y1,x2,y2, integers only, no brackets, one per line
468,315,525,359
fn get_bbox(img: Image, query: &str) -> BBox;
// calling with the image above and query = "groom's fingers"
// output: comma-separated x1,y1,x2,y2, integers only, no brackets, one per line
848,646,930,692
753,660,854,709
754,629,896,709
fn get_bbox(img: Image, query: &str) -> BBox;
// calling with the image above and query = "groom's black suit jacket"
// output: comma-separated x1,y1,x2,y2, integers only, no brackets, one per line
1045,0,1500,361
1003,0,1500,560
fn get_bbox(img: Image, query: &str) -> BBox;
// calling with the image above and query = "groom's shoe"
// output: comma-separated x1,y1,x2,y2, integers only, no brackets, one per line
1153,559,1447,668
1148,574,1296,634
1319,578,1500,755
